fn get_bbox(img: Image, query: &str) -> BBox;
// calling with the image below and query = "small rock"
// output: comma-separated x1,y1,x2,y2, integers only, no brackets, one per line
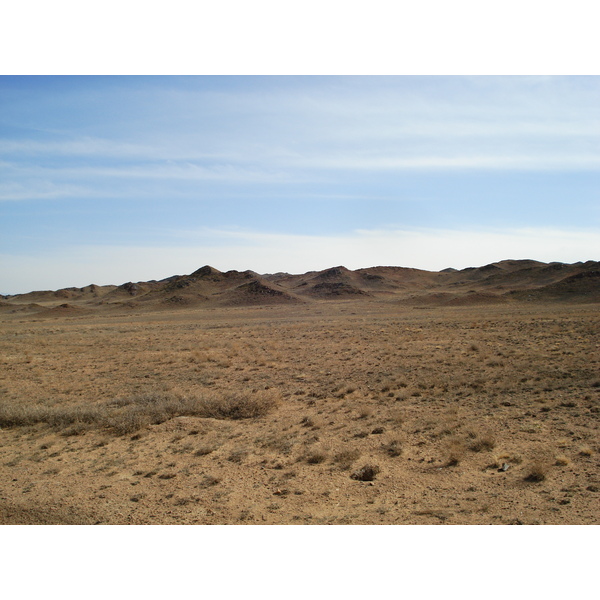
498,463,510,472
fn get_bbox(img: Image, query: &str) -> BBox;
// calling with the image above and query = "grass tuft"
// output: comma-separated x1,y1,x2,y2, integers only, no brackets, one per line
350,464,380,481
524,461,549,482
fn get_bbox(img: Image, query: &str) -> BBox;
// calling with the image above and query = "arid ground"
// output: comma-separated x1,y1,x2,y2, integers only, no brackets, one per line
1,261,599,524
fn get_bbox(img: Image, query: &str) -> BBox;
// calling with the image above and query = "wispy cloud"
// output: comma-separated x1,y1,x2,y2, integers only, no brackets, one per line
289,154,600,172
0,180,96,201
2,76,599,204
0,159,294,202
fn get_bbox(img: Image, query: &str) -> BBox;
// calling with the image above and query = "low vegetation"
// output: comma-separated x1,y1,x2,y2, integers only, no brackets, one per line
0,299,598,524
0,389,280,436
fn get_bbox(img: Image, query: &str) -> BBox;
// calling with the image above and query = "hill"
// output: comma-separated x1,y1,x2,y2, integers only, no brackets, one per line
1,259,598,316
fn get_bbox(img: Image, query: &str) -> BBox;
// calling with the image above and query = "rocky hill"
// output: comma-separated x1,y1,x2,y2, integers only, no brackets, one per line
1,259,598,316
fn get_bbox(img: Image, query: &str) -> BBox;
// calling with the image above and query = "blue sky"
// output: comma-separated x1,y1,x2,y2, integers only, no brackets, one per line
1,75,599,294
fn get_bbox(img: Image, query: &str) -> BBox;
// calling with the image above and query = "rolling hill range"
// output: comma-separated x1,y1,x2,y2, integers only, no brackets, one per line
1,259,599,316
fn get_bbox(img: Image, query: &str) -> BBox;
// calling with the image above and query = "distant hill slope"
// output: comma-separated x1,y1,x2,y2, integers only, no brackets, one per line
1,260,598,315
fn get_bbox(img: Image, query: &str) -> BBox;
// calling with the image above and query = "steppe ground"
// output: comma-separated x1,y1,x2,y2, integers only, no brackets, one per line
0,300,598,524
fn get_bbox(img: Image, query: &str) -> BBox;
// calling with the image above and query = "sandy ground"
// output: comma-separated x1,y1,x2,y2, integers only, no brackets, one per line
1,300,598,524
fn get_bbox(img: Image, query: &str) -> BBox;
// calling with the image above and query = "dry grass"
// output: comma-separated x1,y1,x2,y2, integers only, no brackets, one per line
469,432,496,452
0,389,280,436
381,438,403,457
332,448,361,469
445,438,467,466
303,446,329,464
350,464,380,481
0,300,598,524
555,454,571,466
524,460,550,482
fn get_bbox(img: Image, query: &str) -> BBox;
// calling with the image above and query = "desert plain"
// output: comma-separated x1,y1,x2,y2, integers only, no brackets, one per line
0,259,598,524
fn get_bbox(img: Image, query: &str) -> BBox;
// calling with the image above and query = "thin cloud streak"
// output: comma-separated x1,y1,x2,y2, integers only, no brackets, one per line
2,76,599,206
290,154,600,171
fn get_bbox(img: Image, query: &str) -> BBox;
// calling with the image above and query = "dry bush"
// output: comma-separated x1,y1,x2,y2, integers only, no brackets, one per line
490,453,523,469
445,438,466,466
524,460,550,482
350,464,380,481
469,432,496,452
332,448,361,470
0,401,109,433
579,445,594,457
304,448,328,464
196,390,280,420
381,438,403,457
194,444,217,456
0,388,280,437
0,403,52,428
227,448,248,463
111,390,279,426
555,454,571,466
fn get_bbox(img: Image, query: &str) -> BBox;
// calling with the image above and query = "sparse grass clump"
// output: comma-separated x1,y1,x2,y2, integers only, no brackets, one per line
227,448,248,463
194,445,217,457
469,432,496,452
490,453,523,469
524,460,550,482
198,475,221,487
445,438,466,466
196,389,280,420
304,449,328,464
332,448,361,470
381,438,403,457
351,464,380,481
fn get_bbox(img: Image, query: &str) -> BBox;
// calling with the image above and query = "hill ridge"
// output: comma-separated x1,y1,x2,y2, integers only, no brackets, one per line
2,260,598,314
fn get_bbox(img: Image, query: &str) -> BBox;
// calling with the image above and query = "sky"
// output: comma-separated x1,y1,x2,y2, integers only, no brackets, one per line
1,75,599,294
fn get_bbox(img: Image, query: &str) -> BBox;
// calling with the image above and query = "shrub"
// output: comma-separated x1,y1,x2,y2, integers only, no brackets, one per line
351,464,380,481
0,388,280,437
469,432,496,452
227,448,248,463
194,445,217,457
106,410,153,436
196,390,280,420
524,461,549,482
381,438,403,457
304,449,328,464
198,475,221,487
332,448,361,469
445,438,466,466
